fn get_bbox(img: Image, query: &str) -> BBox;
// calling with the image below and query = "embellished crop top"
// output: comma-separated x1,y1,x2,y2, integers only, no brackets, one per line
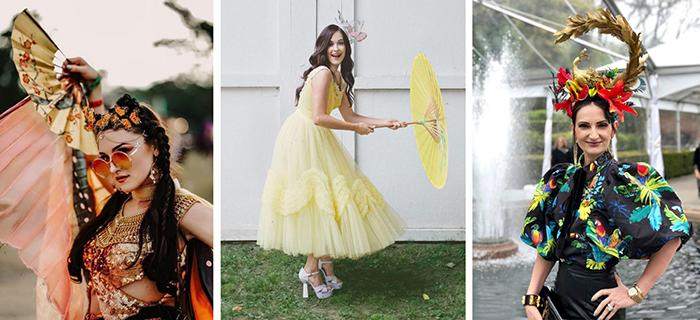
82,189,204,320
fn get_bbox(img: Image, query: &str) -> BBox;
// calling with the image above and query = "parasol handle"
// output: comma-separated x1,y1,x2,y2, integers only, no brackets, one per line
374,122,408,129
374,119,439,129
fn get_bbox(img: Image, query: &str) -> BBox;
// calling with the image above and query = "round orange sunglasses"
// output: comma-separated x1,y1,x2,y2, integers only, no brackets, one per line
91,139,144,178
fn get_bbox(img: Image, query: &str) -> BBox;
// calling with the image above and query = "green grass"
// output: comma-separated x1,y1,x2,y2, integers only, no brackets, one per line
221,242,465,320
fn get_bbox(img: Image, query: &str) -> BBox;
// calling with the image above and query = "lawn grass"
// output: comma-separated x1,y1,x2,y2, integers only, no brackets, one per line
221,242,465,320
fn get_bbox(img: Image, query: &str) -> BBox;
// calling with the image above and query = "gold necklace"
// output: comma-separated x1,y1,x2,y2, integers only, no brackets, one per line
95,197,146,247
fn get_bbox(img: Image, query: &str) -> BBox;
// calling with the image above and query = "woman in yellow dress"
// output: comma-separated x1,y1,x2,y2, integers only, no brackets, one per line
257,24,406,299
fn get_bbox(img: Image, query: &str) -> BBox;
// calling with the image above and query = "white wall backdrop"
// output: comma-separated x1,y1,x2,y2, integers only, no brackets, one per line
221,0,465,241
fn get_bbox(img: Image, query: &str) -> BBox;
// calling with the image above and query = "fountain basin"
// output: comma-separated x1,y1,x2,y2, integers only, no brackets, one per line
473,240,518,260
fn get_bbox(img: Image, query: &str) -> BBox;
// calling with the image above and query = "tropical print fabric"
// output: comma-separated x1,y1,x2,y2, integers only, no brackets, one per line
521,151,692,270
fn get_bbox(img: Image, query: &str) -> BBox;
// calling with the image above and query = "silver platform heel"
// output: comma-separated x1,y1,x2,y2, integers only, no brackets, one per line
318,259,343,290
298,267,333,299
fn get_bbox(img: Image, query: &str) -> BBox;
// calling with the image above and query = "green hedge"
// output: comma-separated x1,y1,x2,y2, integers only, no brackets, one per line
511,151,694,186
663,151,695,179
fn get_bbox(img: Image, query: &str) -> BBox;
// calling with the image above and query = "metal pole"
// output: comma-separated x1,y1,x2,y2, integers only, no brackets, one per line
474,0,627,60
543,90,554,175
676,104,682,151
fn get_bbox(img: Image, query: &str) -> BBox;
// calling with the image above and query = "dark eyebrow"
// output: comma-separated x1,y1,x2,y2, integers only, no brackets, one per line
112,142,130,152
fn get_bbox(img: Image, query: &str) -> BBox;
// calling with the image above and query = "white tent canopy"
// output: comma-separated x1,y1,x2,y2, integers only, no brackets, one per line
475,0,700,176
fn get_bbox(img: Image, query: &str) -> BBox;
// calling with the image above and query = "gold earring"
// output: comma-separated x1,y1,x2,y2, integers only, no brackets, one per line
150,167,159,184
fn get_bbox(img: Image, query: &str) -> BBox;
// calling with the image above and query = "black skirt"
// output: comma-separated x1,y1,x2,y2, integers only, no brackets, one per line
124,305,180,320
553,263,626,320
90,305,180,320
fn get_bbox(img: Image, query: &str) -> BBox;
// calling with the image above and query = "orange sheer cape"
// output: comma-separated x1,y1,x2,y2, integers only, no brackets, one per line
0,98,88,319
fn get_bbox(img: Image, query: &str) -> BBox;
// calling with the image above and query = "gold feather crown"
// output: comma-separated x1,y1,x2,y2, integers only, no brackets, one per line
550,8,647,123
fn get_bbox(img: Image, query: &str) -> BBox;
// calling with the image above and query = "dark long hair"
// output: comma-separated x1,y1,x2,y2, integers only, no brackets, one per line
68,94,179,296
295,24,355,106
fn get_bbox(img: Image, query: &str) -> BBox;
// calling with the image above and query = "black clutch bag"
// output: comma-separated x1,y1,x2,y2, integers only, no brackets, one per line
538,286,563,320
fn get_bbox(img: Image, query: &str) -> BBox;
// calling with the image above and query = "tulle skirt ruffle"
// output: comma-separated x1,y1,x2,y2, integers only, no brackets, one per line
257,111,405,259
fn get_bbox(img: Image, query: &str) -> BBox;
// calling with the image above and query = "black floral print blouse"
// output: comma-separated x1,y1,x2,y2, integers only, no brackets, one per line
521,152,693,271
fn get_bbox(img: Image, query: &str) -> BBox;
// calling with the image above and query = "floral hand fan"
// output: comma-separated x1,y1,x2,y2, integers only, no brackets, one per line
11,9,97,155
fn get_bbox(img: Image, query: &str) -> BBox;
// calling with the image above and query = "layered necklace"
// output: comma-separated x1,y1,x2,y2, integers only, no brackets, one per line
95,196,151,247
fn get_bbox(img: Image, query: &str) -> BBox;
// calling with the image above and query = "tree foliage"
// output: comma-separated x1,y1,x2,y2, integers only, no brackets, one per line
0,27,26,111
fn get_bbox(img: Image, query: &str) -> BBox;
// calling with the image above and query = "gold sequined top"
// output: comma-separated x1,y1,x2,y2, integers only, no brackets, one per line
82,189,204,320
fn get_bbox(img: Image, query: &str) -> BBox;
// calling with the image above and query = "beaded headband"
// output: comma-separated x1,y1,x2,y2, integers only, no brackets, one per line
86,103,143,136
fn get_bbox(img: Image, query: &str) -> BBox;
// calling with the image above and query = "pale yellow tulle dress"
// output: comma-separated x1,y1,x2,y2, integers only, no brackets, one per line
257,66,405,259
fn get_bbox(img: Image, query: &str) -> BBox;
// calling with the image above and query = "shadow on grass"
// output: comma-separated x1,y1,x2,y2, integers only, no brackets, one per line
222,242,465,320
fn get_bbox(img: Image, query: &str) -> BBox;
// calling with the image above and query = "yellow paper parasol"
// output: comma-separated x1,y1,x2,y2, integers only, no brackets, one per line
408,53,448,189
11,9,98,155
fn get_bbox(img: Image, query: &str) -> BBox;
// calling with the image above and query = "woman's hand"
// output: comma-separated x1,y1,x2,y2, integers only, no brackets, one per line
354,122,375,135
382,119,407,130
61,57,103,107
592,275,637,320
694,168,700,180
524,305,543,320
61,57,100,82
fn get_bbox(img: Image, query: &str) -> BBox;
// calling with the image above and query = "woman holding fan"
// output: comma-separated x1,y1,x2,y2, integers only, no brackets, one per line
61,58,214,319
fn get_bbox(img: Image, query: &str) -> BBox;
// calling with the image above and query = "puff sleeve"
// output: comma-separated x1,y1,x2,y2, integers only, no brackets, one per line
521,163,573,261
603,162,692,259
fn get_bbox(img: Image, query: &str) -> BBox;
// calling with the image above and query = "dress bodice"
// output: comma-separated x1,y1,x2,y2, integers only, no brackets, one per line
82,189,202,319
521,152,692,271
296,66,345,117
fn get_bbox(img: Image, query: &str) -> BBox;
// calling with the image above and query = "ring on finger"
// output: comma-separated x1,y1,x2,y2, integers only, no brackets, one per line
606,304,614,311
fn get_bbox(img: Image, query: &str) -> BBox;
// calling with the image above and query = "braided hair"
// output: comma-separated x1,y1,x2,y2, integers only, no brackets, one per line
68,94,180,297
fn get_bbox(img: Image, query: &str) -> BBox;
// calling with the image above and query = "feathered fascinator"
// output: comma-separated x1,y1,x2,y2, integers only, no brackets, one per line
549,8,647,123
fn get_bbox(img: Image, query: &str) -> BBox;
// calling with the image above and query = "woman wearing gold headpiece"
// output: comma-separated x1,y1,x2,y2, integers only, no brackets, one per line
519,9,692,320
62,58,214,320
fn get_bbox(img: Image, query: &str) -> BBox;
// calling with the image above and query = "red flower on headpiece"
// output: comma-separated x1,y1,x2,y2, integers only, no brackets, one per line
553,68,590,118
556,67,572,86
554,100,574,117
596,80,637,122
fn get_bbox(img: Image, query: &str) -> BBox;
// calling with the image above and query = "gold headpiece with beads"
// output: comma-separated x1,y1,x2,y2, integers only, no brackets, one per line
550,8,648,123
86,103,142,136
